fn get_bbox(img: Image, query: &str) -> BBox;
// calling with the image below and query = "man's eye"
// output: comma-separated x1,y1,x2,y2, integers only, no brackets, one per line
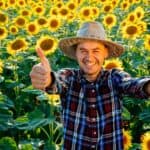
93,50,100,53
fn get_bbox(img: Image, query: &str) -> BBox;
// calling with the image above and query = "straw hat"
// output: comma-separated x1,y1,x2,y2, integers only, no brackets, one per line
59,21,124,59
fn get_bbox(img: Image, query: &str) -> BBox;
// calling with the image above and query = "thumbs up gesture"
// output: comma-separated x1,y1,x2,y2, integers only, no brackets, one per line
30,48,52,90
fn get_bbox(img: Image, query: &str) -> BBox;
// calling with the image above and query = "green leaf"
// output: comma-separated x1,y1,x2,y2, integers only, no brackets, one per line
122,106,131,120
0,76,4,83
15,109,54,130
22,86,44,95
139,109,150,123
0,137,17,150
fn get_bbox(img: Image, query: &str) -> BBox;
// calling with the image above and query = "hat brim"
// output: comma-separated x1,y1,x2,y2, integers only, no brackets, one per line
59,37,124,59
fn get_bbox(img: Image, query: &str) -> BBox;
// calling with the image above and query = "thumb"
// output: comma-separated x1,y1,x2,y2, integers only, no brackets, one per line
36,47,50,71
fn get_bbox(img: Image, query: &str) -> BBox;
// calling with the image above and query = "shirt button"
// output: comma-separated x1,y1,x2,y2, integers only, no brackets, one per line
91,104,96,108
92,118,96,122
91,145,96,149
93,131,97,135
92,89,95,93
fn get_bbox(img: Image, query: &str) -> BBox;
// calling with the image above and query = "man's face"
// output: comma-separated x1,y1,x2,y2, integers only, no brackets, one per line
75,40,108,81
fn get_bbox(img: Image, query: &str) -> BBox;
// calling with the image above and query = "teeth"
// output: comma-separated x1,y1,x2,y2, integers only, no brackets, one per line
85,62,95,66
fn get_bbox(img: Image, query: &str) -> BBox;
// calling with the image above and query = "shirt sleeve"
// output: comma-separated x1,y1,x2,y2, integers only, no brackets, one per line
111,69,150,99
45,68,73,94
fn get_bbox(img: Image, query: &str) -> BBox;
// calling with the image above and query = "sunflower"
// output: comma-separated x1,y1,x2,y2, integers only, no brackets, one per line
102,3,114,13
144,35,150,51
67,13,76,23
7,0,16,7
137,21,147,34
141,132,150,150
47,17,61,32
103,13,117,29
16,0,27,8
7,38,28,55
55,1,64,8
14,16,27,28
120,1,130,10
121,23,140,40
0,60,3,74
67,1,77,12
0,1,5,9
26,22,40,35
36,36,57,55
103,58,123,70
33,5,45,16
36,16,48,28
126,12,137,23
79,6,92,21
0,27,8,40
91,6,100,19
123,129,132,150
9,25,18,35
47,93,60,106
19,8,31,17
134,6,145,20
59,6,70,19
0,12,8,25
74,0,84,5
49,7,59,16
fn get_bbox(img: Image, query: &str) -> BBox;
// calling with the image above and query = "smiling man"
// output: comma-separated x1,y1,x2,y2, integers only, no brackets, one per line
30,21,150,150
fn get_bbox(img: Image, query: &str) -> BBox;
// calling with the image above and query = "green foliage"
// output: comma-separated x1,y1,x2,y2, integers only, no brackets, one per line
0,137,17,150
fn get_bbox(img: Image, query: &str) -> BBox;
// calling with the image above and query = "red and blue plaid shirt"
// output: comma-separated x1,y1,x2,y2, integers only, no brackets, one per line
48,68,149,150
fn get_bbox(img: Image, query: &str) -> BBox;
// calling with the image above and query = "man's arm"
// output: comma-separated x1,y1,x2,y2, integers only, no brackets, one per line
112,69,150,99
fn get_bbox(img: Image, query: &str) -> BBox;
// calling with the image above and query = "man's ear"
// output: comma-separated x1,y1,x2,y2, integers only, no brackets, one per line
104,46,109,59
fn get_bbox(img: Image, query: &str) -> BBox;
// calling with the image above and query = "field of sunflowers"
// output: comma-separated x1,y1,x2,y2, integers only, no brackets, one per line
0,0,150,149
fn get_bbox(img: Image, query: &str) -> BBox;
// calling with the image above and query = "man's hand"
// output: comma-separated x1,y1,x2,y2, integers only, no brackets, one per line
30,48,51,90
143,81,150,97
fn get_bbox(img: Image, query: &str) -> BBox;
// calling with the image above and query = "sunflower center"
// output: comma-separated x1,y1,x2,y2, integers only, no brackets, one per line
126,26,137,35
22,10,29,16
9,0,15,4
36,7,42,13
123,136,127,145
147,140,150,149
11,27,17,33
104,6,111,12
129,15,135,22
11,40,25,50
41,39,54,51
0,28,4,35
0,14,7,22
137,12,141,18
106,17,113,24
28,24,36,32
60,8,68,16
123,3,127,9
68,3,75,10
149,39,150,45
16,18,25,26
83,9,90,16
38,18,47,25
50,20,58,28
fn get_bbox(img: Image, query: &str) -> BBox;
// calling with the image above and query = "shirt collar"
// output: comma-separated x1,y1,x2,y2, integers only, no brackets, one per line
78,68,105,84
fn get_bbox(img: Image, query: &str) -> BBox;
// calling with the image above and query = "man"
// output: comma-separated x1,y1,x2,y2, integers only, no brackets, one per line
30,21,150,150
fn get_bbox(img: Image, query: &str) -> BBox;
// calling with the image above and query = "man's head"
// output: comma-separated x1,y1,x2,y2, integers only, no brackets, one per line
59,21,124,60
75,40,108,81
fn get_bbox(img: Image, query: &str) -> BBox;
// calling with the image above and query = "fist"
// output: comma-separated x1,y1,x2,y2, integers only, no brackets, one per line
30,48,51,90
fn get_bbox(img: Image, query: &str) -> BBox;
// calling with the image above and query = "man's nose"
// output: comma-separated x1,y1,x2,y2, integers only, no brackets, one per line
86,51,93,59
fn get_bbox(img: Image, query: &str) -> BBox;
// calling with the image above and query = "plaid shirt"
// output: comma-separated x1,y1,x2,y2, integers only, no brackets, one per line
48,68,149,150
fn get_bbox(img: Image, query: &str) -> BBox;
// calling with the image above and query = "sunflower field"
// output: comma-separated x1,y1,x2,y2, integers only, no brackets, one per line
0,0,150,149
